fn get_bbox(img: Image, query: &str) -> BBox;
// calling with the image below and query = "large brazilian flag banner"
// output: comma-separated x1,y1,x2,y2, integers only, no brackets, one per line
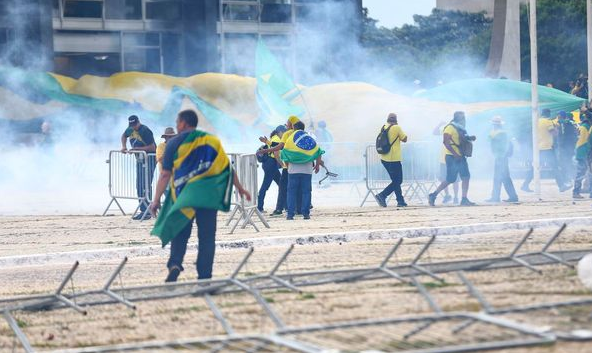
280,130,324,164
151,130,233,247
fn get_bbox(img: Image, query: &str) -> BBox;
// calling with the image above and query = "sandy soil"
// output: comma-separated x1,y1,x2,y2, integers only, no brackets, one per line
0,185,591,352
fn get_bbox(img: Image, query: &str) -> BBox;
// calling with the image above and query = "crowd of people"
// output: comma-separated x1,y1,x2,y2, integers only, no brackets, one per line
117,105,592,283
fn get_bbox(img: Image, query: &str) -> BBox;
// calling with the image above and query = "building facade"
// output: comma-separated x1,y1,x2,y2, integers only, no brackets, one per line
0,0,362,79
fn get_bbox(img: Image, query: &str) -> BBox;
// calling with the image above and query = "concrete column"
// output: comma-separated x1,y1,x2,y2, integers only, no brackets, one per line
485,0,521,80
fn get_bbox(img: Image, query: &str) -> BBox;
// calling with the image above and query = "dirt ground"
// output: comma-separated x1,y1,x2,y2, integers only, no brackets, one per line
0,182,592,352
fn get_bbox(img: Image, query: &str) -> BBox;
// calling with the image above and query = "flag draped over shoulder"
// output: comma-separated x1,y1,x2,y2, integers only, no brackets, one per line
280,130,324,164
151,130,233,247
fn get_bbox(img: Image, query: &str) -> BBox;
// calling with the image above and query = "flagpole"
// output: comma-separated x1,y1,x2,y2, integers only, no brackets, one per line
529,0,541,199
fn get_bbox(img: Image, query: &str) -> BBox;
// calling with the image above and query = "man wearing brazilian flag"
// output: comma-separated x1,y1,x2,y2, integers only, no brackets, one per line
280,121,324,220
149,110,251,282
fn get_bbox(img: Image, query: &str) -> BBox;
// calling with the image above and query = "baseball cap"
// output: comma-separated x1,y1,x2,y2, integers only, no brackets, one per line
128,115,139,126
288,116,300,125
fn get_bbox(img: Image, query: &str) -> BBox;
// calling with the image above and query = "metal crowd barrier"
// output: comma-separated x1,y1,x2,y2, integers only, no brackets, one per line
361,142,439,207
226,153,270,234
102,150,156,220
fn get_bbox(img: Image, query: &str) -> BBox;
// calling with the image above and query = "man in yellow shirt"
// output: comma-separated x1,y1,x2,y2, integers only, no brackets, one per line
375,113,408,207
429,111,477,206
156,127,176,172
521,109,569,192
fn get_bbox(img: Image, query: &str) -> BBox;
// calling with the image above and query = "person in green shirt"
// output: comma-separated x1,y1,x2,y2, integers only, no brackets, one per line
573,113,592,198
486,116,518,203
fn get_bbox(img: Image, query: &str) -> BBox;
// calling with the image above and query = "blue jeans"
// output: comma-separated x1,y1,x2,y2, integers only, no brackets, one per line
275,169,288,212
257,158,281,211
167,208,218,279
287,173,312,217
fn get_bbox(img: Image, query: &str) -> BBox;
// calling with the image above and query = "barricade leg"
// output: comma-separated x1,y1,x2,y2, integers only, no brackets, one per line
102,198,126,216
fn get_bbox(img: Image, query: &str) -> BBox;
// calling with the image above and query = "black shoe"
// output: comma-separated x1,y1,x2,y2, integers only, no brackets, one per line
397,202,408,207
428,193,437,206
303,215,311,220
375,194,387,207
270,210,283,216
165,266,181,283
460,197,476,206
521,185,533,193
503,198,519,203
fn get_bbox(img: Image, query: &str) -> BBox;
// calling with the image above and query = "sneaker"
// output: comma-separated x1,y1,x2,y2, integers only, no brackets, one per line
573,193,584,199
270,210,283,216
503,198,519,203
303,215,311,220
442,195,452,204
397,202,408,207
460,197,476,206
286,216,294,220
375,194,387,208
484,198,500,203
521,185,533,193
428,193,437,207
165,266,181,283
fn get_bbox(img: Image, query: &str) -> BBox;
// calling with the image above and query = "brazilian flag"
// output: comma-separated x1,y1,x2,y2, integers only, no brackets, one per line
280,130,324,164
151,130,233,247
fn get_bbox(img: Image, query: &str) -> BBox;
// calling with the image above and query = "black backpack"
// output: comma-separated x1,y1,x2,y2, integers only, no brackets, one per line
376,125,399,154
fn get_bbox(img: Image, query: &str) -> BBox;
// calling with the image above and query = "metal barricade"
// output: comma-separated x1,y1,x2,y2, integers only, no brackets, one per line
226,153,270,234
311,141,365,196
103,151,156,219
361,142,439,207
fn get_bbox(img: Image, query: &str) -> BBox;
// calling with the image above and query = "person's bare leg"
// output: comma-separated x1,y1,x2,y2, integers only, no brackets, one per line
461,178,470,199
433,181,451,196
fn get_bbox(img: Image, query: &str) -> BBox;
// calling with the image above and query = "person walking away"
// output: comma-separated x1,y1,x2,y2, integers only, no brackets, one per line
521,109,569,192
149,110,251,282
485,116,518,203
258,115,301,216
121,115,157,220
433,121,459,204
375,113,408,207
428,111,476,206
156,127,176,172
257,126,285,212
280,121,324,220
573,114,592,199
556,111,578,183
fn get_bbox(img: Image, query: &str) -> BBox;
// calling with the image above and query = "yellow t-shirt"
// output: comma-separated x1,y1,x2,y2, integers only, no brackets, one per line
538,118,556,151
576,124,590,149
380,124,407,162
443,124,461,156
268,135,281,156
281,129,294,144
156,142,166,171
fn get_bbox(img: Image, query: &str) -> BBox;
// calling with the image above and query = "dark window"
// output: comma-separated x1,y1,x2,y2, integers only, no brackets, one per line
105,0,141,19
222,4,258,21
261,0,292,23
146,1,181,21
64,0,103,18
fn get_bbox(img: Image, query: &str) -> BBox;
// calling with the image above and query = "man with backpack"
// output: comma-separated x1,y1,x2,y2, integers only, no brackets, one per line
485,116,518,203
375,113,408,207
428,111,476,207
